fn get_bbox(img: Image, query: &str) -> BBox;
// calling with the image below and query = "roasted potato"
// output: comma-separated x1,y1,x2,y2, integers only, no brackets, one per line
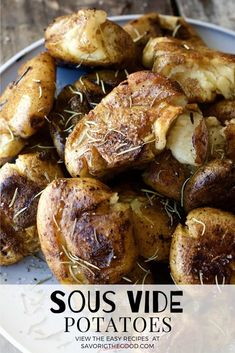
45,9,136,68
49,78,105,159
84,69,128,92
170,208,235,284
0,152,64,265
0,119,25,166
124,13,204,54
65,71,187,178
166,108,208,166
0,52,56,138
123,13,163,57
143,150,190,202
143,37,235,103
183,159,235,213
37,178,138,284
113,175,180,262
202,99,235,123
130,194,179,262
223,119,235,162
157,14,205,46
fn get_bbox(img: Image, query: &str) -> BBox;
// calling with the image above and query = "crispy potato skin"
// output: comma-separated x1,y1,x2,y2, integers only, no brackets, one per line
143,150,189,201
45,9,136,68
65,71,187,178
130,196,178,261
170,208,235,284
0,52,56,138
37,178,138,284
143,37,235,103
184,159,235,213
0,152,63,265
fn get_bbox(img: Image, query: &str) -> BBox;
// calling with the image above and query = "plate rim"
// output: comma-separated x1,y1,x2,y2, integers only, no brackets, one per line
1,14,235,75
1,12,235,353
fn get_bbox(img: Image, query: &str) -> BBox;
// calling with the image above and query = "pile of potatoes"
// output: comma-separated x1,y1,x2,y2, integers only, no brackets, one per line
0,9,234,285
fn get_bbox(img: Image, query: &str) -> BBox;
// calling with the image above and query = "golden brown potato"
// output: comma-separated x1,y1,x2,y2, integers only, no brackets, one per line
157,14,205,46
0,119,25,166
202,99,235,124
45,9,136,68
37,178,138,284
124,13,204,54
0,52,56,138
65,71,187,178
130,194,179,262
183,159,235,213
123,13,162,56
166,108,208,166
223,119,235,162
170,208,235,284
0,152,64,265
49,78,105,159
143,37,235,103
143,150,190,202
120,258,154,284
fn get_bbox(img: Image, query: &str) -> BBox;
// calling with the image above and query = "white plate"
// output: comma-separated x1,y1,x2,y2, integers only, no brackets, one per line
0,13,235,352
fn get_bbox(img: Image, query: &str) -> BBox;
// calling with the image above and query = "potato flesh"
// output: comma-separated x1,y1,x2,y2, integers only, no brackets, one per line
143,37,235,103
167,111,207,166
45,9,135,67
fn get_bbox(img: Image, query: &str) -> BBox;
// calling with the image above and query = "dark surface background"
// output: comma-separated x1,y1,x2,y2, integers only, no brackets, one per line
1,0,235,65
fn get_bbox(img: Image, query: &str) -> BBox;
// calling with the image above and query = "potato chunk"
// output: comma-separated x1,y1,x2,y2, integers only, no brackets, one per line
45,9,136,68
0,52,56,138
37,178,138,284
0,152,64,265
65,71,187,178
170,208,235,284
143,37,235,103
183,159,235,213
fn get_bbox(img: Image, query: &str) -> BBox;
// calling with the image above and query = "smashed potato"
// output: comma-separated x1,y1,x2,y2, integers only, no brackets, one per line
65,71,187,178
45,9,136,68
0,52,56,138
143,150,190,202
0,152,64,265
183,159,235,213
124,13,204,54
130,195,179,262
49,78,105,160
143,37,235,103
170,208,235,284
223,119,235,161
202,99,235,124
37,178,138,284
